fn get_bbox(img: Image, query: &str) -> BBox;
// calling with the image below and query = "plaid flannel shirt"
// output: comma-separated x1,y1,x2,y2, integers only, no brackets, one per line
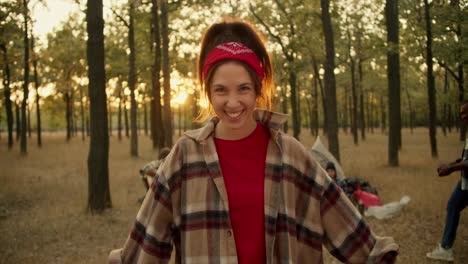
109,109,398,264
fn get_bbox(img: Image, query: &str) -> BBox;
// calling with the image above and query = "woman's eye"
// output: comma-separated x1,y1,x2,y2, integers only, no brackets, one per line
240,86,252,91
213,87,225,93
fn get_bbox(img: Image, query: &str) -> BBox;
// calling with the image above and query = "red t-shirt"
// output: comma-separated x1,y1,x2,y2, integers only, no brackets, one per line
214,123,269,264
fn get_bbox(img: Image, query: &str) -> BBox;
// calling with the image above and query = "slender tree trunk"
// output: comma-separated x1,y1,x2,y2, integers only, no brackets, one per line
86,0,111,212
128,1,138,157
347,30,358,144
312,56,327,135
312,72,319,136
144,101,148,136
31,35,42,147
80,85,85,141
108,98,112,136
151,0,165,149
281,88,289,133
27,103,31,138
358,59,366,140
1,45,14,149
124,97,129,138
343,85,349,134
16,102,21,141
161,0,172,147
117,80,122,141
289,71,300,139
385,0,401,166
405,86,414,134
65,91,71,142
321,0,340,161
21,0,30,155
441,69,448,136
424,0,438,157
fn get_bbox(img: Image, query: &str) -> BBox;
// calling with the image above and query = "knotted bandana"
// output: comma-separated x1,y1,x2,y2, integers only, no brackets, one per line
203,42,264,81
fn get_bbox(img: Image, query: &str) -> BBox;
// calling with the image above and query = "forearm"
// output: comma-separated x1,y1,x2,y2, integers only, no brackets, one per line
447,161,468,172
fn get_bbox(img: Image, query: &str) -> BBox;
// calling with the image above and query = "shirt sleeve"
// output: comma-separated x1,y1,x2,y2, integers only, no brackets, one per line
109,154,177,263
318,167,399,263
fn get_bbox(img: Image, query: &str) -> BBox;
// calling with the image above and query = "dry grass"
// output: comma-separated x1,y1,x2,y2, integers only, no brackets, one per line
0,128,466,263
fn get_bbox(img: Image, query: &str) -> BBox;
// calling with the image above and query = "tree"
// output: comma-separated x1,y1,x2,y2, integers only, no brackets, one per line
161,0,173,147
86,0,111,212
30,31,41,147
249,1,302,139
385,0,401,166
128,0,138,157
424,0,438,158
150,0,165,149
20,0,30,155
321,0,340,161
0,2,20,150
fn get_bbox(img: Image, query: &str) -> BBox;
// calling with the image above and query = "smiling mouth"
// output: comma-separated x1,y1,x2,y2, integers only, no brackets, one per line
226,111,243,119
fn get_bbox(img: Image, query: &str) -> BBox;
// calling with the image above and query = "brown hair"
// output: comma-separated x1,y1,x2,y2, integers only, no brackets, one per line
196,17,274,122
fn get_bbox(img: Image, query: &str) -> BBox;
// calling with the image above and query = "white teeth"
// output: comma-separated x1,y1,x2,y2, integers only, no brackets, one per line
227,111,242,118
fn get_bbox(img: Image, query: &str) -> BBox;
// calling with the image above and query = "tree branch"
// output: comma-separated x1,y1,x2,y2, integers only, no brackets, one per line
110,7,130,28
249,4,292,61
437,60,460,82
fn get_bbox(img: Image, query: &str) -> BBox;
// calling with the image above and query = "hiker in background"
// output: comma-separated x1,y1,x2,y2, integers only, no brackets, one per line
109,17,398,263
325,161,338,182
427,101,468,262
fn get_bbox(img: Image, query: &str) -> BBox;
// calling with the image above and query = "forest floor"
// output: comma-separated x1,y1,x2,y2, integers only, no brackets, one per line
0,128,467,263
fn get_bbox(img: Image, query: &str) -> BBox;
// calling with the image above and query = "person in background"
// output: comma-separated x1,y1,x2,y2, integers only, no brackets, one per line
326,161,337,182
109,17,398,263
426,101,468,262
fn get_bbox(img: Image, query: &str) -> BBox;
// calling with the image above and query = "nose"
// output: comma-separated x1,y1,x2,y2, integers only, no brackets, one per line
225,93,240,108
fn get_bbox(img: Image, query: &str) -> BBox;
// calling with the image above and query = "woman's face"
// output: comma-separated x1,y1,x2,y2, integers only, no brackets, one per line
209,61,257,140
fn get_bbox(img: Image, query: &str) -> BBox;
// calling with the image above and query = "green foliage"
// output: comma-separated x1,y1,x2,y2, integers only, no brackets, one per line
2,0,463,131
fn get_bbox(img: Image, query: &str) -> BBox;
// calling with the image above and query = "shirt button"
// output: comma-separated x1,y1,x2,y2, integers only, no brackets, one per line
227,230,232,237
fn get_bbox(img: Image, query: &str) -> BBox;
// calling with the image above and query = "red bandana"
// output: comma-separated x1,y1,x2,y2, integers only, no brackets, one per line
203,42,264,81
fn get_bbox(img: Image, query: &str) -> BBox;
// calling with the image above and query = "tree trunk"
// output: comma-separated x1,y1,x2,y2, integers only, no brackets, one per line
441,69,448,136
124,97,129,138
424,0,438,158
405,86,414,134
343,85,349,134
289,71,300,139
312,70,319,136
347,30,358,144
161,0,172,147
312,56,327,135
321,0,340,161
108,98,112,136
281,88,289,133
86,0,111,212
1,45,14,149
385,0,401,166
31,34,42,147
80,85,85,141
306,97,313,135
117,80,123,141
21,0,30,155
16,101,20,141
27,103,31,138
65,91,72,142
151,0,165,149
144,101,148,136
358,59,366,140
128,1,138,157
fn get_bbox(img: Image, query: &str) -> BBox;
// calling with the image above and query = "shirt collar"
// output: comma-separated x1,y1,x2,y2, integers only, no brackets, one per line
184,109,289,142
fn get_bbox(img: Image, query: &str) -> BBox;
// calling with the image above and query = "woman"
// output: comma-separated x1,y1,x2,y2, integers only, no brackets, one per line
109,17,398,264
